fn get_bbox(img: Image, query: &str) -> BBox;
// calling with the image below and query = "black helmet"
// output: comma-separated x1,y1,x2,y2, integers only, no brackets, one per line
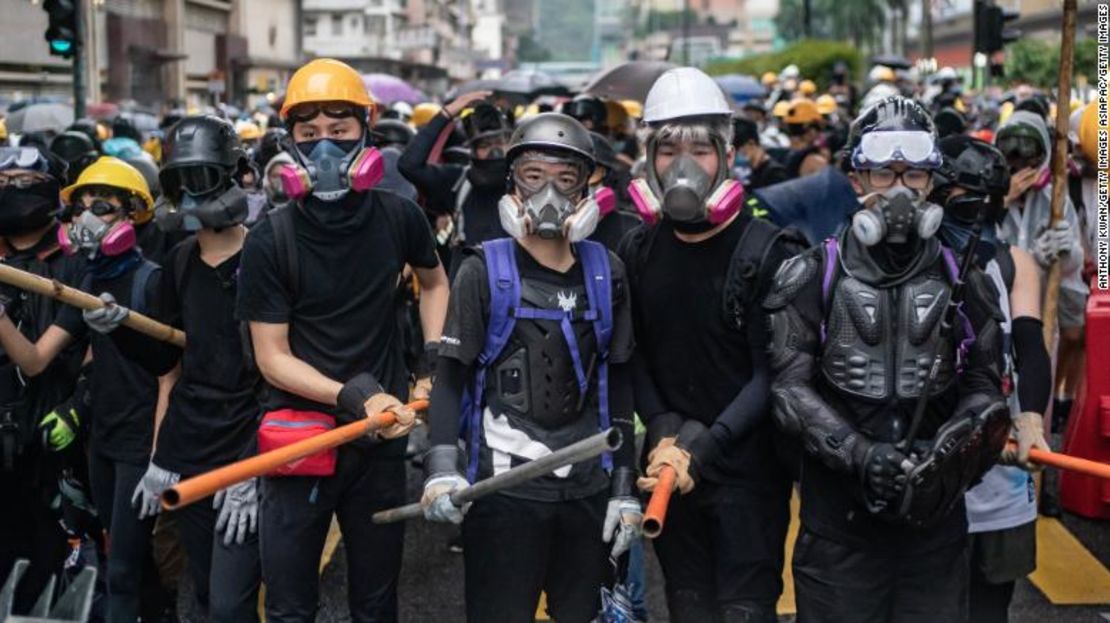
506,113,595,169
933,107,966,139
461,103,512,145
254,128,290,171
930,135,1010,222
561,95,608,131
589,132,619,172
373,119,416,148
67,118,101,149
159,115,245,200
49,131,99,184
111,117,142,143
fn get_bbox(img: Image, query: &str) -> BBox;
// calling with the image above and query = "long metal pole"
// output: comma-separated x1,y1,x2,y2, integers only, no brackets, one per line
72,0,86,119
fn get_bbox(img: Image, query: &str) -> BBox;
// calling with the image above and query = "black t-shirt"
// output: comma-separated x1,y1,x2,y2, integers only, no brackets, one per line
626,217,785,484
117,237,261,476
62,258,161,465
459,183,508,247
0,227,88,450
438,241,635,501
236,191,440,440
136,221,188,267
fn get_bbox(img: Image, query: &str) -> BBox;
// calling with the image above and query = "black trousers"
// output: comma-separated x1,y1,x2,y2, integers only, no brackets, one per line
793,526,970,623
259,447,406,623
967,521,1036,623
0,450,68,615
652,478,791,623
88,453,155,623
462,492,609,623
173,493,261,623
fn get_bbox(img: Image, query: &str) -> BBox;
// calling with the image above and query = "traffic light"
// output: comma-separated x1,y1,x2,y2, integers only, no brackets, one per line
975,1,1021,54
43,0,78,59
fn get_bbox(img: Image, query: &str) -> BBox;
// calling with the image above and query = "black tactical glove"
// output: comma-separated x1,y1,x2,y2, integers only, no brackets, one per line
860,442,910,504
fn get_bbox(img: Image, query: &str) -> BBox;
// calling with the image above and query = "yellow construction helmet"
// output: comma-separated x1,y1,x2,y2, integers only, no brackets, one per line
411,102,442,128
1079,99,1103,166
619,99,643,119
236,121,263,141
280,58,374,121
785,99,823,125
772,100,791,118
798,80,818,96
815,94,837,115
61,156,154,213
761,72,778,86
605,100,629,132
142,137,162,165
0,118,7,142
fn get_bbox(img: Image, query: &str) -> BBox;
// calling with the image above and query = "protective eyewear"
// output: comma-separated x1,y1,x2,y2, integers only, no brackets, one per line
77,186,128,214
512,156,588,196
865,167,932,190
995,135,1043,162
945,193,989,224
852,131,941,170
163,165,226,198
0,147,50,173
286,102,362,124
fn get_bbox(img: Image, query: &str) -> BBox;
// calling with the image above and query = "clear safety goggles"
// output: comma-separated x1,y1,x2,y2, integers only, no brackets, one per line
0,147,49,173
852,131,941,170
511,153,588,196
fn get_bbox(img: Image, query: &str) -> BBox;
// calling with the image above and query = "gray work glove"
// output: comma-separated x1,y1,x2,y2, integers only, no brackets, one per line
214,477,259,546
420,474,469,524
999,411,1050,472
131,462,180,520
1032,221,1076,268
602,496,643,558
83,292,129,334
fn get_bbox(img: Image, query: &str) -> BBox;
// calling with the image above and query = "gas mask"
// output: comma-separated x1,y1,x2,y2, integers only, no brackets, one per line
498,154,598,242
58,206,135,259
268,137,383,203
629,152,744,227
851,186,943,246
155,185,249,232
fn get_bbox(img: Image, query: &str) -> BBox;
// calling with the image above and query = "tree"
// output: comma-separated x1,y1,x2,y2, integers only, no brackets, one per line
1004,37,1098,88
775,0,887,49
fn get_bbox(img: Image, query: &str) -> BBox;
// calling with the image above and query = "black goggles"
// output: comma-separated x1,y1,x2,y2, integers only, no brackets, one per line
285,102,362,124
996,135,1043,161
945,193,990,224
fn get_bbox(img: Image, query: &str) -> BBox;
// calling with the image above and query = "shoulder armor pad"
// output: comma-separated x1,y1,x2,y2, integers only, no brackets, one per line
764,251,818,310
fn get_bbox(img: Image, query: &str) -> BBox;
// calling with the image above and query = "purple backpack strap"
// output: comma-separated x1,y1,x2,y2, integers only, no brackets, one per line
575,240,614,472
820,237,839,344
461,238,521,482
939,245,977,372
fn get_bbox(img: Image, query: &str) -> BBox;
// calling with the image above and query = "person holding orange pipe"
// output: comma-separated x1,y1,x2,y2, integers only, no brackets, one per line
237,58,449,622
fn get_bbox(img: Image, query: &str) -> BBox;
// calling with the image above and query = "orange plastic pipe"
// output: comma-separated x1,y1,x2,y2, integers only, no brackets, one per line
162,400,428,510
642,466,677,539
1027,446,1110,480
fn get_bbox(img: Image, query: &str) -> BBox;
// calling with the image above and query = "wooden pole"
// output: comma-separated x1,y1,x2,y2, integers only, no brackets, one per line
1041,0,1077,347
0,263,185,348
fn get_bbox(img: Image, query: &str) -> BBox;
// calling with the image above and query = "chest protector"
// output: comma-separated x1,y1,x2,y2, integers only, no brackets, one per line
460,238,614,482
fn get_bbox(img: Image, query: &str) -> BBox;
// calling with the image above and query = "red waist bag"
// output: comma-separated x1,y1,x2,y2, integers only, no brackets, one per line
258,409,337,477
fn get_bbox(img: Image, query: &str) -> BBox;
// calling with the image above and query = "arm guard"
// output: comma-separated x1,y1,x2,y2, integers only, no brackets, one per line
765,253,870,474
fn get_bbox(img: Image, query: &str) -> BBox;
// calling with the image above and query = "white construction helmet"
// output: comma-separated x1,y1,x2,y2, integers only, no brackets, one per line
642,67,731,125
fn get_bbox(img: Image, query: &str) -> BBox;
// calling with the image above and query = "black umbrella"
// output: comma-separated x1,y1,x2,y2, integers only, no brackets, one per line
583,61,677,103
870,55,913,71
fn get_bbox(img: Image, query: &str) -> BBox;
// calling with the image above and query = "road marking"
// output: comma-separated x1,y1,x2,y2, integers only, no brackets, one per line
778,491,801,615
1030,517,1110,605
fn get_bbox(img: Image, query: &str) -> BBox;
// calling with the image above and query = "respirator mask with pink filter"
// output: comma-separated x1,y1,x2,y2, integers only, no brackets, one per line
58,200,135,259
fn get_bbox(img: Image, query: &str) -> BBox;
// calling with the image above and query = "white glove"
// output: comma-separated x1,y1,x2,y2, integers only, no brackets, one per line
1032,221,1076,268
82,292,129,334
214,478,259,546
999,411,1050,472
131,462,180,520
602,496,643,558
420,474,469,524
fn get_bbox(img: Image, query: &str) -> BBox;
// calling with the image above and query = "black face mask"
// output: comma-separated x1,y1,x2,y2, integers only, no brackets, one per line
668,217,718,235
0,181,59,237
467,157,508,189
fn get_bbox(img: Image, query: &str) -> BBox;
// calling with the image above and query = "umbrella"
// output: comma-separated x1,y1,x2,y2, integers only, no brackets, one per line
714,74,766,104
870,54,913,70
750,167,859,245
5,102,74,134
362,73,425,105
583,61,677,103
496,69,567,96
